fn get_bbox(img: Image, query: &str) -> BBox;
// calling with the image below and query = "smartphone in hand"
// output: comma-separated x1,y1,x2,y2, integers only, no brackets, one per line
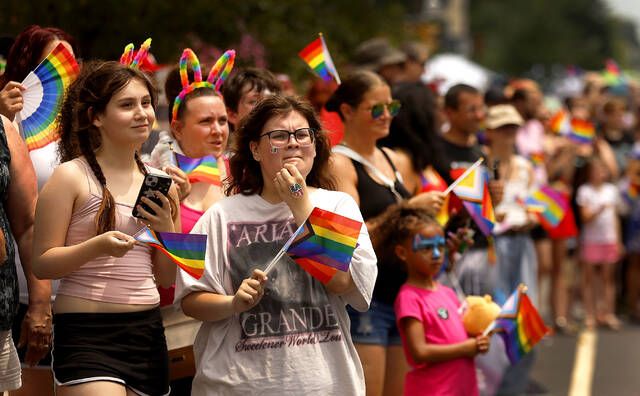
132,173,173,219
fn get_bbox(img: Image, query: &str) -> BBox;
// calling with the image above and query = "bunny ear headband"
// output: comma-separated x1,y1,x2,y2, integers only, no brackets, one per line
120,38,152,69
171,48,236,122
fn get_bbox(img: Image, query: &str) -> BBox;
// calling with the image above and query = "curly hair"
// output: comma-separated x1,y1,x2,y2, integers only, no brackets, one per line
372,203,440,268
0,25,76,89
57,60,176,234
226,95,335,195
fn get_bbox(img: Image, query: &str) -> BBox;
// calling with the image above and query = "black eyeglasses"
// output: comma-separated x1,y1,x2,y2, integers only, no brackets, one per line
259,128,316,148
370,100,401,119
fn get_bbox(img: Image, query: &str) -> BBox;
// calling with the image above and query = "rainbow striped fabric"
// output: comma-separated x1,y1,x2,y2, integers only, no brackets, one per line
287,207,362,284
175,153,221,186
299,34,341,84
527,185,567,228
568,118,595,144
451,166,495,237
548,110,594,144
134,226,206,279
18,42,79,151
493,285,549,364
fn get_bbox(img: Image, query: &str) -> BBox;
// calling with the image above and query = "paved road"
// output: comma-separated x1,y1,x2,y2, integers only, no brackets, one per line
531,322,640,395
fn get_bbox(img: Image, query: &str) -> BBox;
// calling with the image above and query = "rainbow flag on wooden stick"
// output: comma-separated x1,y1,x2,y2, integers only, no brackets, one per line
264,207,362,284
451,165,496,237
134,226,206,279
487,285,549,364
299,33,341,84
17,42,80,150
175,153,221,186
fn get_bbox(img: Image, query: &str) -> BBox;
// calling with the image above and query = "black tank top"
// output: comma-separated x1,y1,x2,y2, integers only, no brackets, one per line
351,148,411,305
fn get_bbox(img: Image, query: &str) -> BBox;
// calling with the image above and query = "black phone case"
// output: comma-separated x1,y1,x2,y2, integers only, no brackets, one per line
132,173,173,219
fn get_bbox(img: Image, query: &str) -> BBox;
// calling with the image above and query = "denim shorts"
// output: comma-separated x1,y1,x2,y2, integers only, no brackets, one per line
347,299,402,346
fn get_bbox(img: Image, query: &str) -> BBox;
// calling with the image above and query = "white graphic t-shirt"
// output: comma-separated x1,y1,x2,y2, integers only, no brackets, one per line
175,189,377,396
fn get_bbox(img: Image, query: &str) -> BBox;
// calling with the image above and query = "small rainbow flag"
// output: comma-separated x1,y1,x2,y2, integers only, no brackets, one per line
602,59,626,88
528,185,567,228
624,182,640,203
549,110,571,135
287,207,362,284
529,152,544,167
492,285,549,364
17,42,80,151
175,152,221,186
451,166,496,237
134,226,207,279
299,33,341,84
567,118,595,144
549,110,594,145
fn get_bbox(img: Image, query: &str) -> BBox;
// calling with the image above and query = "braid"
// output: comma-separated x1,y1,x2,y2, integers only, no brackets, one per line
79,134,116,234
134,151,148,175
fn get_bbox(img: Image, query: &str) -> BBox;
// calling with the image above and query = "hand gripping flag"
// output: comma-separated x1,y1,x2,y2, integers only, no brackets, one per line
175,152,221,186
17,42,80,151
134,227,206,279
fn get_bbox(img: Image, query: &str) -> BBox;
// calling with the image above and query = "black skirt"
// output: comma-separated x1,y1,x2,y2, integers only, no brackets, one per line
52,307,170,396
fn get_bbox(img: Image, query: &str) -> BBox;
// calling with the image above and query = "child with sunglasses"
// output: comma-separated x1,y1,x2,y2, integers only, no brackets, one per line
373,204,490,396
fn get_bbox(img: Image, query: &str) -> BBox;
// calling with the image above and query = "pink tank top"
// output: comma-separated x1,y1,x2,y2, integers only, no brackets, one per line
180,203,205,233
57,159,160,305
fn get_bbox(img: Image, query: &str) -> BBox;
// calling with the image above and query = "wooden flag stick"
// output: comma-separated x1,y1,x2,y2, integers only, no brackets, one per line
264,222,305,275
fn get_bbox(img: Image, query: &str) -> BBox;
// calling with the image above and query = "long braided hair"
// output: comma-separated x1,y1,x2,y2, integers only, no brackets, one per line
58,61,175,234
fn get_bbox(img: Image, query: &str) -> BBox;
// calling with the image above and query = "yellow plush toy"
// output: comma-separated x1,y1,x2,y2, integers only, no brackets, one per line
462,295,501,336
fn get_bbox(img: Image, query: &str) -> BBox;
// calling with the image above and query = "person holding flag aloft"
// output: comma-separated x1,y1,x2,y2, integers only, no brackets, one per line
175,95,377,395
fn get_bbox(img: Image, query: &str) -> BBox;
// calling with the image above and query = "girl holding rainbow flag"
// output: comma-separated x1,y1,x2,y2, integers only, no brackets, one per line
175,95,377,395
32,60,180,395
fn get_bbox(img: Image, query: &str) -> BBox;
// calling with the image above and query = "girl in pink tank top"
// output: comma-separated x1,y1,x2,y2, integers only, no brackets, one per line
32,60,180,395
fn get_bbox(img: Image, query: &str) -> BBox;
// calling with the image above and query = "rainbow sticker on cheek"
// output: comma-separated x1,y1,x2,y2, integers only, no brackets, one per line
412,234,446,259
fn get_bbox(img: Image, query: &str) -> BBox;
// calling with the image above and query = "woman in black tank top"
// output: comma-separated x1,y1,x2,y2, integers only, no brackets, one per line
326,71,445,396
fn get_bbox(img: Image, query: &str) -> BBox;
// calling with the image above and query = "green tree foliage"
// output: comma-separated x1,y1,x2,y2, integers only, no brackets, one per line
1,0,406,85
469,0,621,75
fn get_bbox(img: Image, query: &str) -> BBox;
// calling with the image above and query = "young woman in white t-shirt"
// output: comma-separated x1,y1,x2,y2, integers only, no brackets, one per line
175,95,377,395
576,156,623,330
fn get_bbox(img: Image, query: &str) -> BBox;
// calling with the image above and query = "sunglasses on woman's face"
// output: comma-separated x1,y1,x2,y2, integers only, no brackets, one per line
370,100,401,119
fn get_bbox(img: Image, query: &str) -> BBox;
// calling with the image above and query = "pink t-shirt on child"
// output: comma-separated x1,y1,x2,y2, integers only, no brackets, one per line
395,283,478,396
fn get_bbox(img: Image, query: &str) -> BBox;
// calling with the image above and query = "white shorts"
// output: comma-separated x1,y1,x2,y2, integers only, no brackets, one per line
0,330,21,391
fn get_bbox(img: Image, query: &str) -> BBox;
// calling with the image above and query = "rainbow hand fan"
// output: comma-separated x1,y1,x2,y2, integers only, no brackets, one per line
16,42,79,151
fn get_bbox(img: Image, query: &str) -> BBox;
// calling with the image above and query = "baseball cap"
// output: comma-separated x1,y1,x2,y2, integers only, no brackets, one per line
353,38,407,71
486,104,524,129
